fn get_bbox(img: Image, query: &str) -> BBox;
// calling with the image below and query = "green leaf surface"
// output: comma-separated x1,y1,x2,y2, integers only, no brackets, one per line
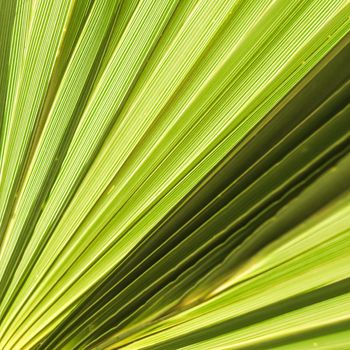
1,1,350,349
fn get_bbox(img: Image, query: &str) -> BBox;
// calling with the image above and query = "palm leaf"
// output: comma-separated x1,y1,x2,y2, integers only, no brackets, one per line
0,0,350,349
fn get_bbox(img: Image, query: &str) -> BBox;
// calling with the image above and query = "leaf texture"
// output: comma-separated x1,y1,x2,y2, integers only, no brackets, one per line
0,1,350,349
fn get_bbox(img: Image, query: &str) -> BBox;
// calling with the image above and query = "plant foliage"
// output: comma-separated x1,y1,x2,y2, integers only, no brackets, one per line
0,0,350,349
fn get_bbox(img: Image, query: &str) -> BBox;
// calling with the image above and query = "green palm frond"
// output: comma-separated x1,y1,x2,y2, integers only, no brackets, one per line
0,0,350,349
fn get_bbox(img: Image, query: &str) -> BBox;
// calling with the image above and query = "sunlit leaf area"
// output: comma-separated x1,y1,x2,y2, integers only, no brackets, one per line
0,0,350,349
